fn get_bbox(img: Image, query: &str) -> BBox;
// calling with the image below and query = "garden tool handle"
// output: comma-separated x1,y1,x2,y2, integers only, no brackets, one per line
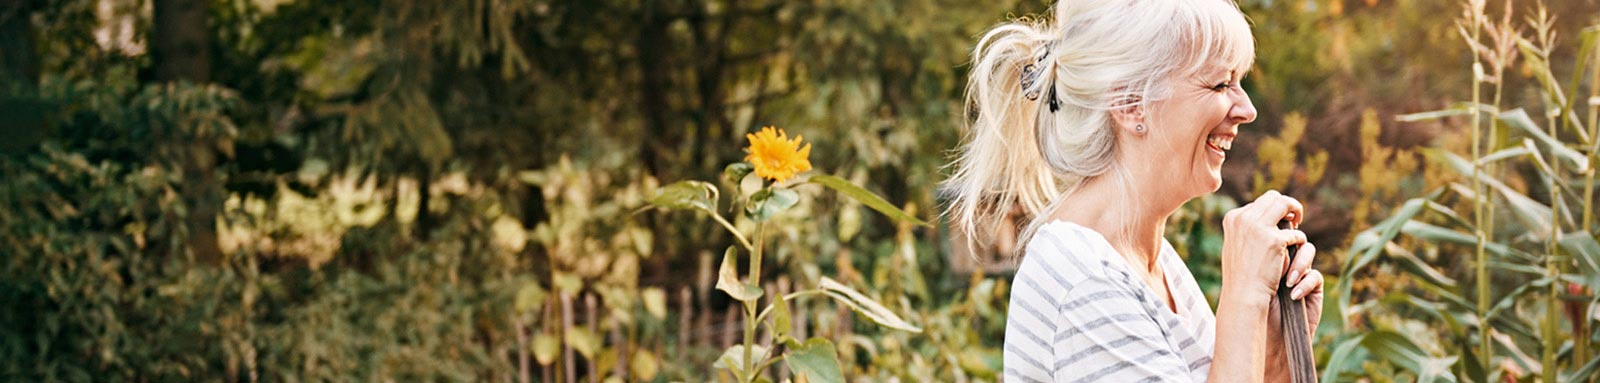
1277,218,1317,383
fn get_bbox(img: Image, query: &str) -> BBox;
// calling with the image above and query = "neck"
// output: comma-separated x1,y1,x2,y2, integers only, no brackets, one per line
1047,167,1186,274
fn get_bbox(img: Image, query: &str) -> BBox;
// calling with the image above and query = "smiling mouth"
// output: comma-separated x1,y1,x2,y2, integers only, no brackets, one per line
1206,134,1233,153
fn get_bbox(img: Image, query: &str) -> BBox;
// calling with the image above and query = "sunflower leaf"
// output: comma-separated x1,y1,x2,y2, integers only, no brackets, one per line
716,246,763,302
746,188,800,221
649,180,719,212
724,162,754,184
809,175,929,226
785,338,844,383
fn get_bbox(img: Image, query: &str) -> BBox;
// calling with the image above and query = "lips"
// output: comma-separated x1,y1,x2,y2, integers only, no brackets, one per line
1206,133,1234,153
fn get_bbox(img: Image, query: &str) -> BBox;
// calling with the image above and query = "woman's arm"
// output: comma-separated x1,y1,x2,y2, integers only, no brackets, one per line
1210,190,1309,383
1210,285,1272,382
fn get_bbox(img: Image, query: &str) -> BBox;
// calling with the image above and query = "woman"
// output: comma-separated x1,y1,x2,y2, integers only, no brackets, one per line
943,0,1324,381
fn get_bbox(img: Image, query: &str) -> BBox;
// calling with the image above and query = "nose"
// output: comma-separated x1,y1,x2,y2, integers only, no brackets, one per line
1230,87,1257,124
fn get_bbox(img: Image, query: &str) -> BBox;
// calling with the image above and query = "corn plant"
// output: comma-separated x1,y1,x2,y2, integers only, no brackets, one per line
1327,1,1600,382
647,127,928,383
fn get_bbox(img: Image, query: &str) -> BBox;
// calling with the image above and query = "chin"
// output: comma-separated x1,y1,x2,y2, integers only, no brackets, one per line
1192,173,1223,195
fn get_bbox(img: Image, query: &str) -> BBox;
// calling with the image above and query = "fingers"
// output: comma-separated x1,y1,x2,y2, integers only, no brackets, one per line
1272,229,1308,277
1286,242,1317,286
1251,190,1305,226
1291,269,1323,300
1278,229,1308,246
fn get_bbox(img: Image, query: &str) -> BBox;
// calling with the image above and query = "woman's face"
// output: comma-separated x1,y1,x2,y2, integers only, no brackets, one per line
1140,65,1257,199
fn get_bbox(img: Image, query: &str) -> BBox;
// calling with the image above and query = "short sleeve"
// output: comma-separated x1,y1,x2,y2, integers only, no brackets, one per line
1051,276,1193,382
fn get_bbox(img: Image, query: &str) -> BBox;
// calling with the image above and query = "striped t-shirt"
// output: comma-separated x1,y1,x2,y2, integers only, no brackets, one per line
1003,220,1217,382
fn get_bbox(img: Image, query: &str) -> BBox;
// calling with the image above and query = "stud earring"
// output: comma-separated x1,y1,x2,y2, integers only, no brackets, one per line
1135,124,1146,134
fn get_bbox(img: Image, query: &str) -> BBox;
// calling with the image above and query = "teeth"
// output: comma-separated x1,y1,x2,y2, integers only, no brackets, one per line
1207,135,1233,151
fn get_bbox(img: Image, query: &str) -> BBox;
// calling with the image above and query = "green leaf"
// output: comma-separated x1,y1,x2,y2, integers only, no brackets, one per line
716,246,763,302
958,348,1002,378
1340,196,1429,322
746,188,800,221
514,281,548,313
1493,181,1556,238
1499,108,1589,172
553,272,584,296
724,162,754,184
1477,146,1535,165
648,180,719,212
630,349,660,381
1320,334,1369,383
818,276,921,332
1429,149,1559,237
808,175,930,226
642,287,668,320
564,327,602,359
770,298,790,340
785,338,844,383
1361,330,1459,383
1559,231,1600,277
1485,277,1552,327
1399,220,1520,261
1384,242,1458,289
837,202,862,242
713,344,769,380
1395,107,1472,122
1395,102,1496,122
1568,353,1600,383
532,331,560,366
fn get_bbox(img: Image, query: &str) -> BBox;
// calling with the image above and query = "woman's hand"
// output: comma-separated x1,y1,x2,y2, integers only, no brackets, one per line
1264,243,1324,381
1269,245,1324,337
1207,190,1307,383
1219,190,1306,306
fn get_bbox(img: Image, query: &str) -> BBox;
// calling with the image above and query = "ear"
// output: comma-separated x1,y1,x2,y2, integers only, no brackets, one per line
1110,95,1145,136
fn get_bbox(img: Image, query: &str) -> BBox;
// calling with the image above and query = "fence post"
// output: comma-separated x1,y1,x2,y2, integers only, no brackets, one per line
515,310,531,383
679,287,694,352
584,293,600,383
561,293,576,383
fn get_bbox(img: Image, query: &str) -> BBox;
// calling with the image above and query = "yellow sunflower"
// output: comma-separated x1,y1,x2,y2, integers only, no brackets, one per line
743,126,812,183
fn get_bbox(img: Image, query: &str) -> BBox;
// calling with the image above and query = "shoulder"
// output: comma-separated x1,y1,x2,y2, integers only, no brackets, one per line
1010,221,1143,321
1019,220,1120,284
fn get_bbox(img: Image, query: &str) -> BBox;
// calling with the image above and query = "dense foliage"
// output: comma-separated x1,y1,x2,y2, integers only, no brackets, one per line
3,0,1600,382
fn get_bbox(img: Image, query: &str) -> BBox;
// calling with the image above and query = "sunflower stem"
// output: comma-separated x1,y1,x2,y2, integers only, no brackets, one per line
740,221,767,383
708,212,757,254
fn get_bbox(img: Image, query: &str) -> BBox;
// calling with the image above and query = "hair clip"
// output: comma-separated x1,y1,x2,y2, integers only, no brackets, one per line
1020,50,1061,112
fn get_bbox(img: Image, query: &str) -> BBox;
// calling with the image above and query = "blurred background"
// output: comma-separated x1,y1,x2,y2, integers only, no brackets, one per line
4,0,1600,381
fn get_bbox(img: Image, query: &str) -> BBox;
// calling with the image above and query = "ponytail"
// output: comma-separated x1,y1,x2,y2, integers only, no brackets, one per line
943,18,1103,259
942,0,1256,259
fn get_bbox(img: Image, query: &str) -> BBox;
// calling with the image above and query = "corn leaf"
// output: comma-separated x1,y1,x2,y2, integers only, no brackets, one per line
818,276,921,332
1341,197,1430,322
1361,330,1460,383
1568,353,1600,383
1320,334,1369,383
1500,109,1589,172
1558,231,1600,277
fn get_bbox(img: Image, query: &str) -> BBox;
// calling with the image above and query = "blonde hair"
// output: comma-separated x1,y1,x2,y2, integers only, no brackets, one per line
943,0,1256,257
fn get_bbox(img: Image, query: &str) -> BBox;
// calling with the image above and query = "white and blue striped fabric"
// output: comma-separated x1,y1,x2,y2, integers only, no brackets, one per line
1003,220,1217,382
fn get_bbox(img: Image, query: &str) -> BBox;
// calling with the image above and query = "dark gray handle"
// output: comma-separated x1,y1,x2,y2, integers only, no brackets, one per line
1277,219,1317,383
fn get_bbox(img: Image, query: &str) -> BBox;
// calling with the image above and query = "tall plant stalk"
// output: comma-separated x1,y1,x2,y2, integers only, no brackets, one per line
1582,27,1600,366
1543,73,1563,383
1467,0,1491,371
